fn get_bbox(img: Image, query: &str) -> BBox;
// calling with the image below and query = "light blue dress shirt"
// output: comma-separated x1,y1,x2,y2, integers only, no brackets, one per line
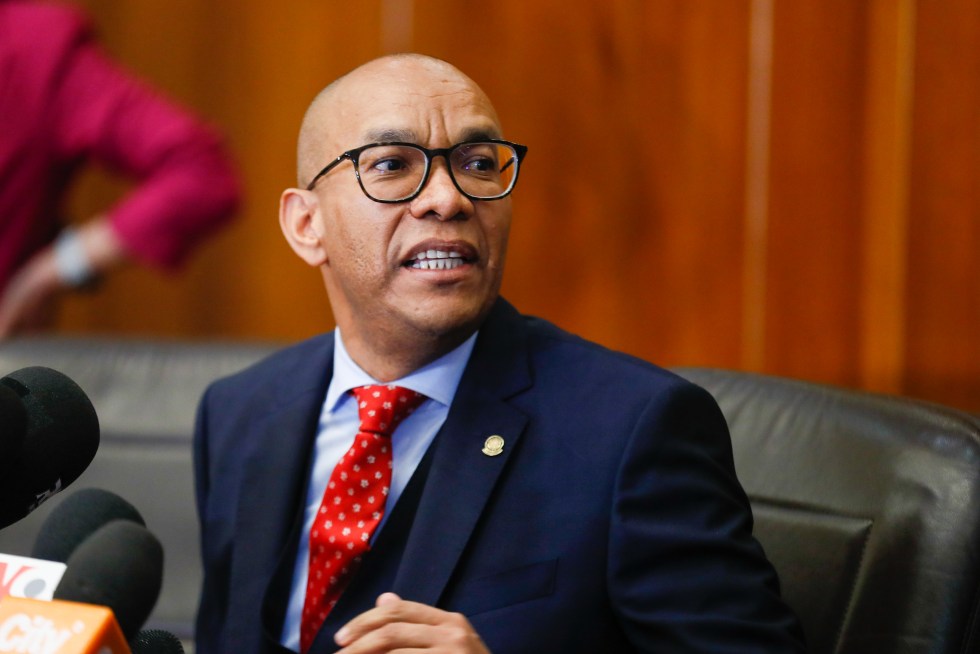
280,329,477,650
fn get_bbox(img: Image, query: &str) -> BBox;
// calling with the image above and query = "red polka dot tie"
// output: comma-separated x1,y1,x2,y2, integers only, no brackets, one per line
300,384,426,653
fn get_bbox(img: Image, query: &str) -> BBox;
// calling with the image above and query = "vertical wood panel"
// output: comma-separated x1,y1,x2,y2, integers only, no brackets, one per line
904,0,980,410
742,0,774,372
41,1,980,412
765,1,867,386
858,0,915,394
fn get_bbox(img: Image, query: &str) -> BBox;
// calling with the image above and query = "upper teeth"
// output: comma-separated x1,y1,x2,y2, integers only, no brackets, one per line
411,249,465,270
415,249,461,260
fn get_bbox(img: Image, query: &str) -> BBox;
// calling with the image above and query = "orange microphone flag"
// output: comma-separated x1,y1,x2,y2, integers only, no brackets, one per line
0,596,130,654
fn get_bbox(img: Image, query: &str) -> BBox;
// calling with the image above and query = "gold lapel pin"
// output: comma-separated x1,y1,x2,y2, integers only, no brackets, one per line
482,435,505,457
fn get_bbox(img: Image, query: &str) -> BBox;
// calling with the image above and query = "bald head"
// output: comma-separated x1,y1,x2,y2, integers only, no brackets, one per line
296,54,500,187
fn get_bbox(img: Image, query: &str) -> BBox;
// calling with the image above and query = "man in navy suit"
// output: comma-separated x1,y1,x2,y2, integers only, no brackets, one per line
193,54,805,653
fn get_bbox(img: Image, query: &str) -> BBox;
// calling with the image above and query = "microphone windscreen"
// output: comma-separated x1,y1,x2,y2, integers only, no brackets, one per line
131,629,185,654
0,366,99,529
55,520,163,641
0,382,26,467
32,488,145,562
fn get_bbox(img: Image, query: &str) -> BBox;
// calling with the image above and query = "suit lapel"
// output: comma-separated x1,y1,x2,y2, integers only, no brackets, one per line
225,336,335,648
393,299,532,606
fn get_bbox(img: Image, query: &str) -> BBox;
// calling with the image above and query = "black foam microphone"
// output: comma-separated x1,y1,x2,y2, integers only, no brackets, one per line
54,519,164,641
32,487,146,562
0,382,27,472
0,366,100,529
131,629,185,654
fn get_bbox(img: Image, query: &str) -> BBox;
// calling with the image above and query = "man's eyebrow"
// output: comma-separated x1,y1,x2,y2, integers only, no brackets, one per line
365,128,418,143
361,126,503,145
458,127,502,142
364,128,417,143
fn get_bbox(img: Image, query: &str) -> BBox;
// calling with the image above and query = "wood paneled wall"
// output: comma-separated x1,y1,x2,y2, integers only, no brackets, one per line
54,0,980,412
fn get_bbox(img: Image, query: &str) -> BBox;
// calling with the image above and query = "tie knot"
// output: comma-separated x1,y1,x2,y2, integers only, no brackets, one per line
351,385,426,436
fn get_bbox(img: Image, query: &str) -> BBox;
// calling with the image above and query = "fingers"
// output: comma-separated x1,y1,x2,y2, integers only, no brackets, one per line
335,594,437,646
0,251,61,338
335,594,489,653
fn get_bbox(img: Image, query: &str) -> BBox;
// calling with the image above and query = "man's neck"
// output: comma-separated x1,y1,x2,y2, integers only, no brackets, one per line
339,327,475,382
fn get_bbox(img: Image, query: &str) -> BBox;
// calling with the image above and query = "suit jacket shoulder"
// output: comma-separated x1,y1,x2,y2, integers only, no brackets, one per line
521,310,695,387
413,299,806,653
204,332,334,409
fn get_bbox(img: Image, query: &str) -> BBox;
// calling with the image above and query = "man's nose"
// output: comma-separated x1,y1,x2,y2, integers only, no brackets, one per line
409,158,473,220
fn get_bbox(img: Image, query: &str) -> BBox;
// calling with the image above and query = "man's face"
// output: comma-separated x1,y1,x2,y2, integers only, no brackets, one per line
307,60,512,353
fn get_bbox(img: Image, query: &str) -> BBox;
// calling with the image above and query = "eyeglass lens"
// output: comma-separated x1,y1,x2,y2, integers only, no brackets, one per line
356,142,519,201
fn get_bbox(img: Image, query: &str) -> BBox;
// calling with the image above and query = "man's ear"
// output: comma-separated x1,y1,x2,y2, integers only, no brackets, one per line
280,188,328,267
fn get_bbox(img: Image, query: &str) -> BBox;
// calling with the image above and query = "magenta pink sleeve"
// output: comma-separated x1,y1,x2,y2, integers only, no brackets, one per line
48,14,241,269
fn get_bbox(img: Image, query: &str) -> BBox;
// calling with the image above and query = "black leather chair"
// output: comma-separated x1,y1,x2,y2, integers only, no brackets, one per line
679,367,980,654
4,337,979,652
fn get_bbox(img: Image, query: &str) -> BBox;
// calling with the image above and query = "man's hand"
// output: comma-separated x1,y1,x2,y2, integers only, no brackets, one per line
334,593,490,653
0,247,61,337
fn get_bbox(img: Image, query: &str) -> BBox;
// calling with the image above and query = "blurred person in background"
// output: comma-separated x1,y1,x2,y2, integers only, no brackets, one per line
0,0,240,336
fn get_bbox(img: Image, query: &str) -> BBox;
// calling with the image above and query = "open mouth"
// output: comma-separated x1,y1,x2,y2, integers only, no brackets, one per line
405,249,473,271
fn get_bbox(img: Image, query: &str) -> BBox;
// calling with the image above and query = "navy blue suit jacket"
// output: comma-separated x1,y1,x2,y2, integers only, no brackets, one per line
194,299,805,653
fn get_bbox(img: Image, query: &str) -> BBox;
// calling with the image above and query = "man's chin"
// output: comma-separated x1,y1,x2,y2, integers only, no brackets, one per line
401,294,496,341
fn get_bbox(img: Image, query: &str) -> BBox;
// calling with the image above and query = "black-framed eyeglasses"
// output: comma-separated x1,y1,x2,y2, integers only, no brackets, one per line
305,139,528,203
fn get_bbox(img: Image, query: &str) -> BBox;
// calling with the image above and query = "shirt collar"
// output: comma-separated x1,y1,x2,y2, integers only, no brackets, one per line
325,328,478,411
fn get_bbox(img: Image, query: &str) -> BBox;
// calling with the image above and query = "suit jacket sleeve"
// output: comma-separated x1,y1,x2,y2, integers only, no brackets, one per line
42,4,240,268
609,381,805,652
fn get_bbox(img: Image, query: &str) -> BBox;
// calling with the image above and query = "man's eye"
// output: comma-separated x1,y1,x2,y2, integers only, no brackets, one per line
373,158,407,173
461,157,495,174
